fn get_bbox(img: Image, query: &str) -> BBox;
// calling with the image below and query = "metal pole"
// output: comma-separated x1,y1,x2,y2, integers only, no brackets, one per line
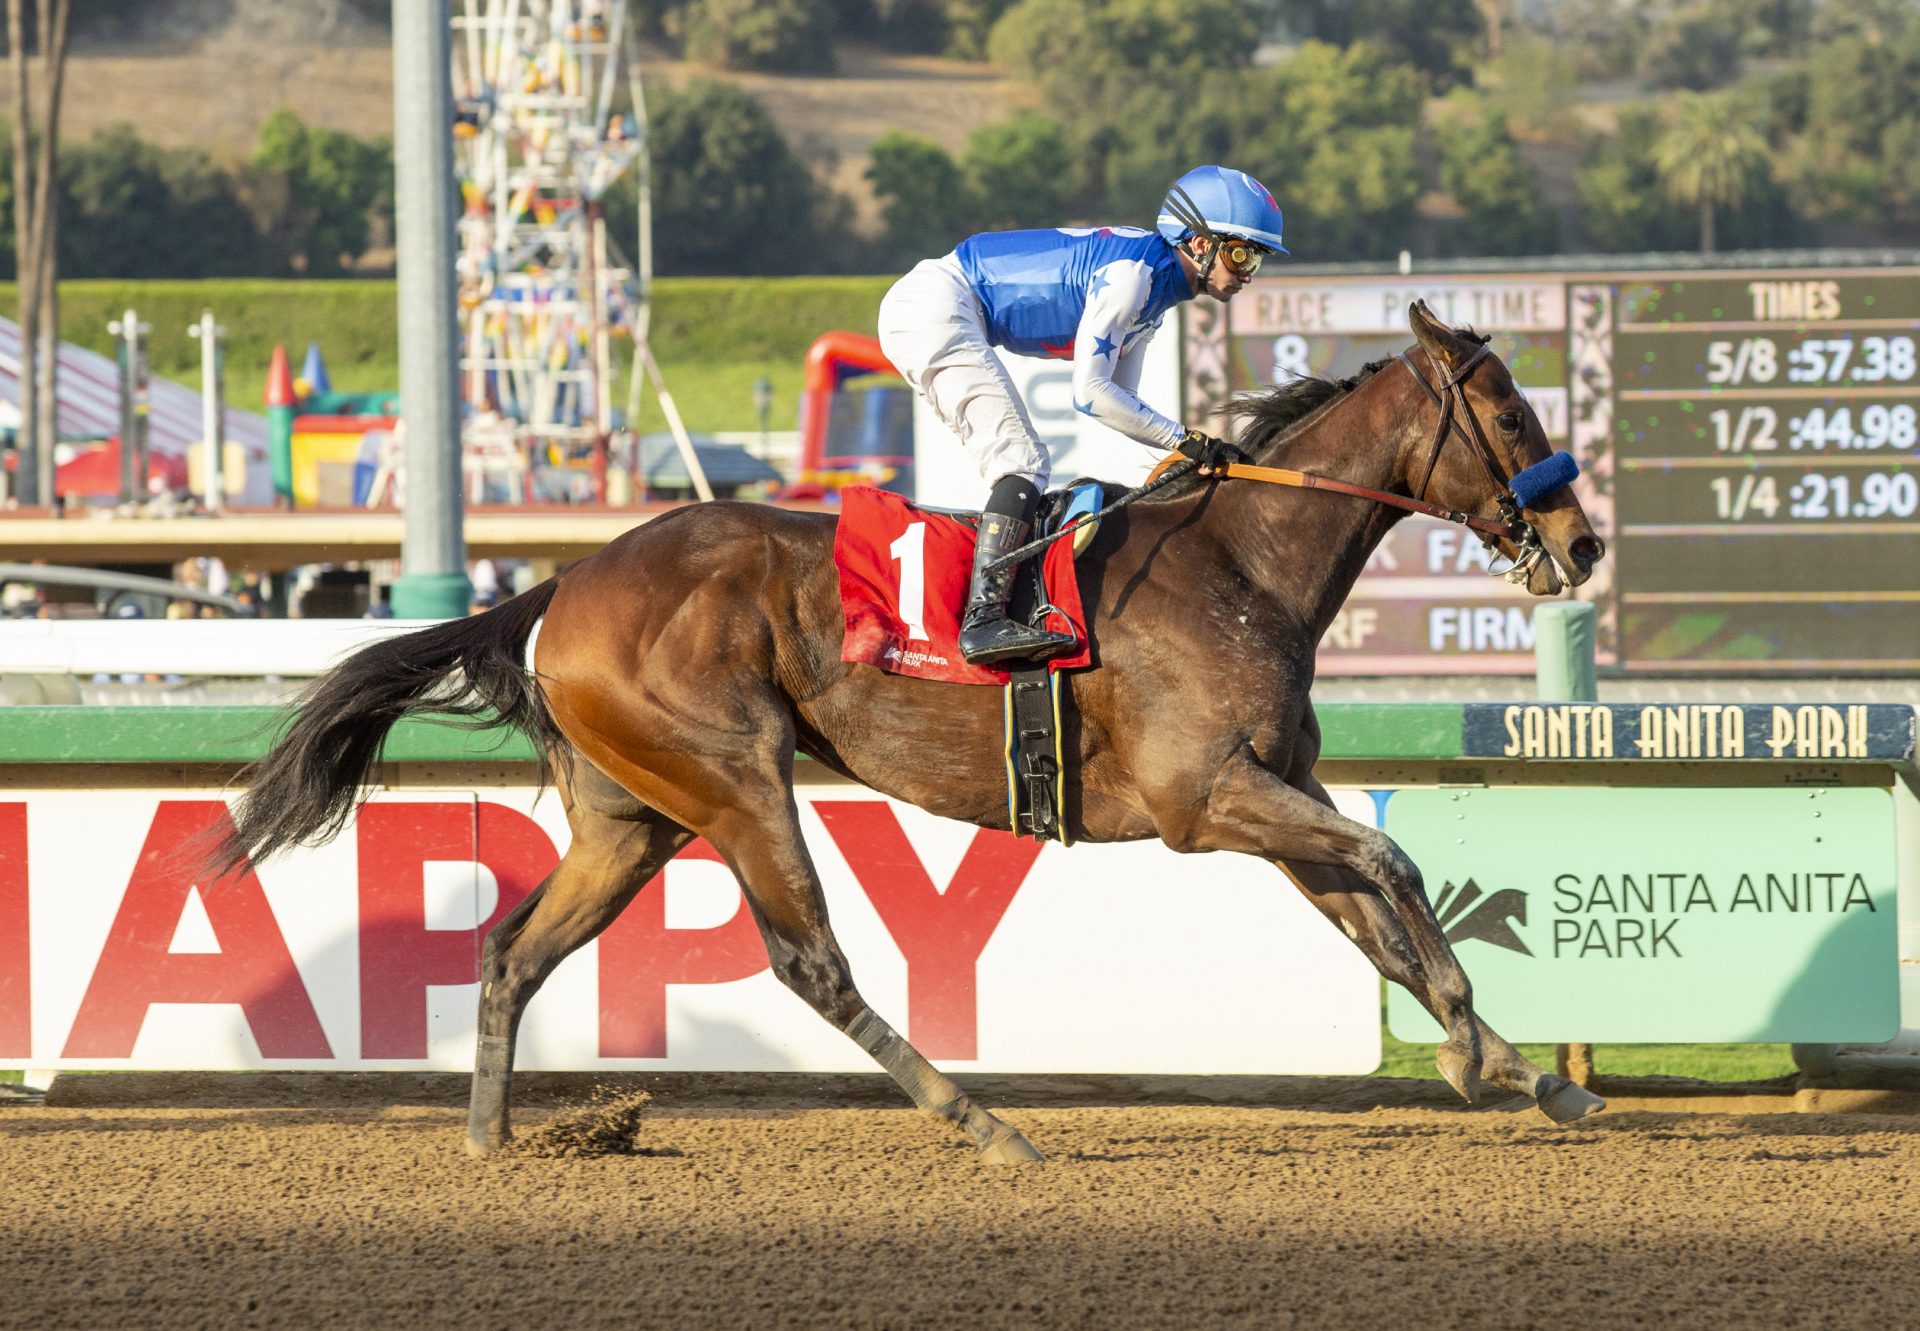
188,311,226,512
111,313,132,505
390,0,472,619
131,316,150,503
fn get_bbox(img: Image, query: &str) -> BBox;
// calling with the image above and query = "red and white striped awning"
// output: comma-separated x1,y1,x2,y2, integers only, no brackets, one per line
0,315,270,457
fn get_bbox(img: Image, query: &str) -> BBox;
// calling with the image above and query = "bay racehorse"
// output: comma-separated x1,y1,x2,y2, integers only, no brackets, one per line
216,302,1609,1162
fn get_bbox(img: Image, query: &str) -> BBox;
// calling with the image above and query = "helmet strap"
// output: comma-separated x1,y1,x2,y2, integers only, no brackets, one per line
1165,183,1223,287
1197,237,1224,287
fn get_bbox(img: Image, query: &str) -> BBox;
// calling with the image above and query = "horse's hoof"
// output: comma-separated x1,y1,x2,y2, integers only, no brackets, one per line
465,1132,511,1157
977,1128,1044,1165
1436,1043,1485,1105
1535,1074,1606,1124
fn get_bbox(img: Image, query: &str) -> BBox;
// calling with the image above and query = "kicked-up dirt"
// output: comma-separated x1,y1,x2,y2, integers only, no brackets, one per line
2,1093,1918,1328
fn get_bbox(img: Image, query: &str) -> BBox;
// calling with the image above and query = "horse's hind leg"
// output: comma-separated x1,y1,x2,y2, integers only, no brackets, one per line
1277,779,1604,1124
705,789,1043,1164
467,758,694,1155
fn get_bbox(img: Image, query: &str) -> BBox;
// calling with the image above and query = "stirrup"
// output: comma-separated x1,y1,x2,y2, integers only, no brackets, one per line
959,609,1076,666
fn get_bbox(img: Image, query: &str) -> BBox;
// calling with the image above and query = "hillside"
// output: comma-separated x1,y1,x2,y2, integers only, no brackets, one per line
29,4,1910,258
41,6,1037,236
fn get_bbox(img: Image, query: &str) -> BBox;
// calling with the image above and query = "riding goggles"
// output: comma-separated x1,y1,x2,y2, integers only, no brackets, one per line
1216,239,1268,277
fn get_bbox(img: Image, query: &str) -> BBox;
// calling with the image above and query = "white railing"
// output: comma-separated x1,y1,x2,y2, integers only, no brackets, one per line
0,619,444,678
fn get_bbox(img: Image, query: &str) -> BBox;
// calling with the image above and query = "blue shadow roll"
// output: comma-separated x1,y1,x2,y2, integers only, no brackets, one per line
1510,451,1580,510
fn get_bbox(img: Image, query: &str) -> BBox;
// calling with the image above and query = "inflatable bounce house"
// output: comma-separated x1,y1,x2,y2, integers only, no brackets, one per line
781,332,914,502
270,343,403,509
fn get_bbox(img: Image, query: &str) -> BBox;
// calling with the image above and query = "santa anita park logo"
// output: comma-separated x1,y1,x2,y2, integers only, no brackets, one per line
1386,786,1897,1044
1436,870,1876,961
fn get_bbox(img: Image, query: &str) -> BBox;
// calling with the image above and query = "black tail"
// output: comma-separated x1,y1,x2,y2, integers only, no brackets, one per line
211,579,564,875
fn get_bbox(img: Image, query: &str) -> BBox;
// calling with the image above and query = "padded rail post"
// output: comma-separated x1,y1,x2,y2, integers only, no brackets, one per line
1536,600,1599,1086
1534,601,1597,705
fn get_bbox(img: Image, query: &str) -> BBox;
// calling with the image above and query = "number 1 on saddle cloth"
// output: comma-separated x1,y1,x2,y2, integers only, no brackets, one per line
831,485,1095,688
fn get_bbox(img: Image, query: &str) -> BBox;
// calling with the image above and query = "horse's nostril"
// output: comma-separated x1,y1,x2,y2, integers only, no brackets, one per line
1570,535,1605,568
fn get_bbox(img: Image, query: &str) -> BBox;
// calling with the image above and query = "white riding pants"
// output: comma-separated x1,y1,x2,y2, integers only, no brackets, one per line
878,255,1050,490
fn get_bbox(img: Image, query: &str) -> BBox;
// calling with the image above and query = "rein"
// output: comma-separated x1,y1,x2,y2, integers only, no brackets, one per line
982,341,1566,581
1214,460,1517,539
1216,343,1519,538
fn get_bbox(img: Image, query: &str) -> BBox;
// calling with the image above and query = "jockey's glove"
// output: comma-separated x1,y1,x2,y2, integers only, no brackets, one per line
1176,428,1246,473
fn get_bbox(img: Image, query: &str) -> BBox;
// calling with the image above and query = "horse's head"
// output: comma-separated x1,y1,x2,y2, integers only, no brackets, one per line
1404,301,1606,596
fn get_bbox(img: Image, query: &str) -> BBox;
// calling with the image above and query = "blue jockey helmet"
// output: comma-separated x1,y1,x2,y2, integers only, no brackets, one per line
1156,165,1288,255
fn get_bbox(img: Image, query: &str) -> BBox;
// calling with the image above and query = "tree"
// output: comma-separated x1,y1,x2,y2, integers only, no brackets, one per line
866,131,975,264
986,0,1096,85
1776,19,1920,229
1223,42,1426,262
686,0,837,72
1274,0,1484,89
1431,91,1558,256
939,0,1019,58
990,0,1258,107
962,113,1071,230
1532,0,1642,79
1721,0,1814,57
1639,3,1743,90
1651,91,1770,253
1090,83,1230,224
1575,108,1697,253
7,0,70,507
1488,35,1586,143
605,80,828,275
248,110,393,276
58,126,261,279
1576,102,1804,253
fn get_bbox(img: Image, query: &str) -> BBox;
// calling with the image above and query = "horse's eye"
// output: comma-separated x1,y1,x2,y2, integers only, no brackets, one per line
1496,411,1523,434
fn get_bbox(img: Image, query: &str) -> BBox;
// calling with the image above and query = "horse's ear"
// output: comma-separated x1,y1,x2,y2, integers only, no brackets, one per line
1408,300,1468,372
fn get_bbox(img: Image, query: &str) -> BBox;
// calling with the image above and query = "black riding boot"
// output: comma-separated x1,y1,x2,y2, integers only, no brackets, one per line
957,510,1079,666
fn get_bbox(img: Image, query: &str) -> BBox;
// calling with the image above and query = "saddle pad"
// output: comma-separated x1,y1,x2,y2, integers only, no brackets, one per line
834,485,1092,684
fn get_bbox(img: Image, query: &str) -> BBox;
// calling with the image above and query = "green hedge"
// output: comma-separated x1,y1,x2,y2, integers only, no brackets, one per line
4,275,898,432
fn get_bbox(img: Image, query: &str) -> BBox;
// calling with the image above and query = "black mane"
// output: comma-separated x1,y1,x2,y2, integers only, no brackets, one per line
1227,357,1395,459
1128,327,1491,501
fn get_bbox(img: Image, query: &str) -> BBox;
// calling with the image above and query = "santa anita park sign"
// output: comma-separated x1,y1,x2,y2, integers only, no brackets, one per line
1388,785,1899,1044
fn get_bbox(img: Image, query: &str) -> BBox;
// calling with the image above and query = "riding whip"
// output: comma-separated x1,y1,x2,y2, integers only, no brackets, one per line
979,457,1202,576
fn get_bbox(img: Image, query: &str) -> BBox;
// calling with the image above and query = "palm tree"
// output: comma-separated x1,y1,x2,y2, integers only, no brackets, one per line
1651,92,1771,255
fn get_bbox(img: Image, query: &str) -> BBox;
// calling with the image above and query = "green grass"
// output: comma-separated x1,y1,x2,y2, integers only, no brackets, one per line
624,357,813,436
1378,1029,1799,1083
10,275,898,435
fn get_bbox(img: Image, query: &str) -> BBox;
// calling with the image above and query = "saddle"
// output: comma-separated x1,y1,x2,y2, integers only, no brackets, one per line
833,481,1104,844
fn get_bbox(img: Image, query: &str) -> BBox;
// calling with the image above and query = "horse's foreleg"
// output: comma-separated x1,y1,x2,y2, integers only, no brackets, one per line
1277,857,1605,1123
1275,773,1604,1123
467,794,693,1155
708,796,1043,1164
1183,761,1492,1097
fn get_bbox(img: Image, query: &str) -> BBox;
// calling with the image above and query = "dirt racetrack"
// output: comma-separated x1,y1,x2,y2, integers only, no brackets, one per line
4,1090,1918,1329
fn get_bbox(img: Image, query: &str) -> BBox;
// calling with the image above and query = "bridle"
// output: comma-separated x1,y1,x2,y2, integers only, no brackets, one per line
1216,342,1551,584
1395,343,1549,584
1400,344,1514,527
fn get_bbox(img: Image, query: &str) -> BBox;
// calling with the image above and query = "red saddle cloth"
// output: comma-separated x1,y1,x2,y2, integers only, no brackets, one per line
834,485,1092,684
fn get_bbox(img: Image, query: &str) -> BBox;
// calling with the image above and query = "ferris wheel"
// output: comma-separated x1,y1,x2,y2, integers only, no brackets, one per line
449,0,641,495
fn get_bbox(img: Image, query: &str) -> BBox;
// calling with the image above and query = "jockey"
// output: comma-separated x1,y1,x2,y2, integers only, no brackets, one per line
877,164,1288,666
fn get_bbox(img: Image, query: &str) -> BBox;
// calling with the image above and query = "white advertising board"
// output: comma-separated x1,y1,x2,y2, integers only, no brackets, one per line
0,785,1381,1075
912,336,1181,507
